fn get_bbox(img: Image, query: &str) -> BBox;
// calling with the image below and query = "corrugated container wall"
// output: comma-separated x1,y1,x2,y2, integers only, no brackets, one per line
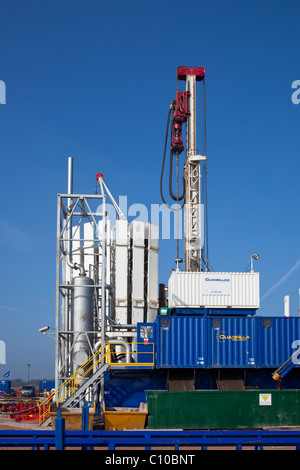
168,272,260,309
158,316,209,368
211,316,257,367
257,317,300,367
155,315,300,369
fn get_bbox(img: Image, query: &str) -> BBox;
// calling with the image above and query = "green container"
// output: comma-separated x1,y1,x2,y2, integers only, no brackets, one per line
146,390,300,429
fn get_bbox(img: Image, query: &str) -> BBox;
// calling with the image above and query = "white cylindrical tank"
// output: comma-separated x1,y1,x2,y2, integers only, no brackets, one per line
72,276,94,372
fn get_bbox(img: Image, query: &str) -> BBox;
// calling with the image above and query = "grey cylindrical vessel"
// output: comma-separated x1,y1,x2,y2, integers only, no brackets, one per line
72,276,94,373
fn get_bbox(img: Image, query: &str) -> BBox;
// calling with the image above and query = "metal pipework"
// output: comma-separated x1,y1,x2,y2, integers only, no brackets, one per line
93,340,132,364
67,157,85,276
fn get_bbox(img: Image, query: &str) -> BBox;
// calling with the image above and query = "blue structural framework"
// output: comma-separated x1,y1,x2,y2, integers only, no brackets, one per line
104,315,300,408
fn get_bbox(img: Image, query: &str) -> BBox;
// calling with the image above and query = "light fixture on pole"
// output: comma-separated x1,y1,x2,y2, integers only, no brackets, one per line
250,253,260,272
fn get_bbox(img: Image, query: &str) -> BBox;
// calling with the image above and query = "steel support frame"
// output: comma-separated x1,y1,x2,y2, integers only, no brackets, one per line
55,193,107,391
184,74,206,272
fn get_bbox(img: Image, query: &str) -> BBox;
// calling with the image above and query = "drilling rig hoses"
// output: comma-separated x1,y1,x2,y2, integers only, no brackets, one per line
160,104,185,210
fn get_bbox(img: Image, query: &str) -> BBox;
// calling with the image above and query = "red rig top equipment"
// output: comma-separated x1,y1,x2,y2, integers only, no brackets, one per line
170,66,205,155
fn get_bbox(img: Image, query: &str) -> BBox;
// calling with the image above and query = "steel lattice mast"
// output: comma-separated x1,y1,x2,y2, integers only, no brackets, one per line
177,67,206,272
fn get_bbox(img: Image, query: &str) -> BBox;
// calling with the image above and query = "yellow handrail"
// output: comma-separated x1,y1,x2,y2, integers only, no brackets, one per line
108,342,154,367
38,374,76,424
74,342,109,386
38,341,154,424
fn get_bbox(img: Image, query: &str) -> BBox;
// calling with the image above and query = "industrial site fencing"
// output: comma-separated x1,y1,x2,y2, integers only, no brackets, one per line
1,425,300,451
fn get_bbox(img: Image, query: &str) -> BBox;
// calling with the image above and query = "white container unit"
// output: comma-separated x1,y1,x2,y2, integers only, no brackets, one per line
145,223,159,322
114,220,160,326
115,219,129,324
130,220,145,324
168,271,260,309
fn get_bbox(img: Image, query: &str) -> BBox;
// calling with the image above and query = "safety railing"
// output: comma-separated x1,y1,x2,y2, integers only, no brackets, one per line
38,342,154,424
2,426,300,450
73,342,110,387
38,374,77,425
73,342,154,385
107,342,154,367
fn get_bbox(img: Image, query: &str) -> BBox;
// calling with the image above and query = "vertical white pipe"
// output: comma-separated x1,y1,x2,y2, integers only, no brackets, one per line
68,157,73,195
66,157,85,275
187,75,197,155
284,295,290,317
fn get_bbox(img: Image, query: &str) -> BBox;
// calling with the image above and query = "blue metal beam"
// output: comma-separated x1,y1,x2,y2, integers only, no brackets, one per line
0,429,300,450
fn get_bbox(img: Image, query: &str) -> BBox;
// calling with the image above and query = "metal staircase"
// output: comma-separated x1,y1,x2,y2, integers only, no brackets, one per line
63,362,109,408
38,341,154,424
38,343,110,423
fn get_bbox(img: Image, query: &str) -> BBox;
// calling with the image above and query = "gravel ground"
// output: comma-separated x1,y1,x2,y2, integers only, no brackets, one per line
0,413,41,430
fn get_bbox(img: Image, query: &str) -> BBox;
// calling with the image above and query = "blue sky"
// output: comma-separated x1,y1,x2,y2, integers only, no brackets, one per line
0,0,299,379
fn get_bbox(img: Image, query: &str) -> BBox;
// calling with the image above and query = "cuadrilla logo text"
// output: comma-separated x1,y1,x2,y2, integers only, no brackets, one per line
0,80,6,104
216,331,250,342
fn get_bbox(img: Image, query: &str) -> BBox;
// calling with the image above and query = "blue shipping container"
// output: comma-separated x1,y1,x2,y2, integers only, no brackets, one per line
158,316,209,368
155,316,300,369
0,380,11,392
257,317,300,367
39,380,55,393
211,316,257,367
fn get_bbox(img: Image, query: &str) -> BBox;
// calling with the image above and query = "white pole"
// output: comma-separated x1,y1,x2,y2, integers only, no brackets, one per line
284,295,290,317
68,156,73,195
187,75,196,156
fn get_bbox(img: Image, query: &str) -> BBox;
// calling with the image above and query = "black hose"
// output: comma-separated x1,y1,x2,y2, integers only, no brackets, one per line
169,150,185,201
160,105,175,210
160,104,185,210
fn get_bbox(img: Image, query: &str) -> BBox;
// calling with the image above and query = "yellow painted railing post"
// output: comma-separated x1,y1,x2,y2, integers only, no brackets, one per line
107,343,111,365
